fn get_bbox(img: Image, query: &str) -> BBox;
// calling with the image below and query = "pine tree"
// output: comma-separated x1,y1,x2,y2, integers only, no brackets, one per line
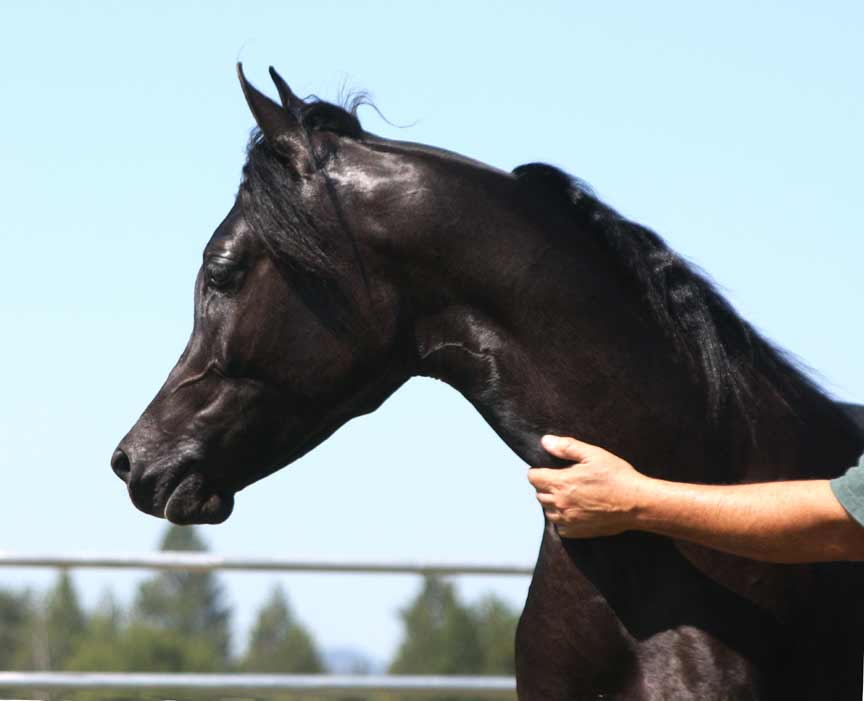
242,585,323,673
0,588,33,668
40,570,86,669
472,595,518,674
65,590,125,671
389,576,484,675
130,524,231,670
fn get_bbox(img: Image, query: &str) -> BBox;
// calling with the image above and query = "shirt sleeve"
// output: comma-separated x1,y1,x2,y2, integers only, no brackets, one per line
830,454,864,527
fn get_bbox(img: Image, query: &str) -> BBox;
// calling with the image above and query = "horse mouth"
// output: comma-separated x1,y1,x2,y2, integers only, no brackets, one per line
161,472,235,525
126,458,235,526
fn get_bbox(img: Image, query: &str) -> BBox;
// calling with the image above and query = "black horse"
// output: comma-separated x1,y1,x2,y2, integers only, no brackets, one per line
113,66,864,699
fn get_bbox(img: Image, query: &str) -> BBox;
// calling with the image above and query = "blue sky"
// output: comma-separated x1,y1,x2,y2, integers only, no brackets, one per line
1,1,862,662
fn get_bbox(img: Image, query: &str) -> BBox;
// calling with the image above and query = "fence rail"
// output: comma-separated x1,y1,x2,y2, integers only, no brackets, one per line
0,551,534,576
0,553,528,698
0,672,517,698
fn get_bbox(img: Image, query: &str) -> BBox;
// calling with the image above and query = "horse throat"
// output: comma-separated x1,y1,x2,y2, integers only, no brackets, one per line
412,305,563,467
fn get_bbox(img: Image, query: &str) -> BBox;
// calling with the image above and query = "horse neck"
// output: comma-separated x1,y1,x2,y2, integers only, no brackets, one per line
409,213,862,481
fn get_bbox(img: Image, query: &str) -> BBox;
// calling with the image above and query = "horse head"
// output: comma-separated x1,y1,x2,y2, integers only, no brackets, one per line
112,66,433,524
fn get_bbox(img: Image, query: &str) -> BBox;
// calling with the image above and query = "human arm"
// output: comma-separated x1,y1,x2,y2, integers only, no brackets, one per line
527,435,864,563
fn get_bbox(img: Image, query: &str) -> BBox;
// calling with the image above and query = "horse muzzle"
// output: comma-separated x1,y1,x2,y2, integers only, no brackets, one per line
111,441,235,525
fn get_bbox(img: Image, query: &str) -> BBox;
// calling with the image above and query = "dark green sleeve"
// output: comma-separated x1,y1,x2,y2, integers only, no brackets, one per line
831,454,864,526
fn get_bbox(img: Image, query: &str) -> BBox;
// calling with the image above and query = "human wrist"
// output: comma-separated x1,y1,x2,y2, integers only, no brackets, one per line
628,475,677,534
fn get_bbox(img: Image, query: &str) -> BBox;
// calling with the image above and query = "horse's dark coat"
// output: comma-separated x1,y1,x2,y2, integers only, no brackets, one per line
113,66,864,699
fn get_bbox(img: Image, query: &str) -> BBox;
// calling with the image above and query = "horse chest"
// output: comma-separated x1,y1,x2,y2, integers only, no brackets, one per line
514,525,781,700
514,526,864,699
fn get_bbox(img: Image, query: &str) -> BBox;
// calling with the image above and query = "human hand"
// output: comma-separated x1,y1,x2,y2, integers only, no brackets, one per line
527,435,649,538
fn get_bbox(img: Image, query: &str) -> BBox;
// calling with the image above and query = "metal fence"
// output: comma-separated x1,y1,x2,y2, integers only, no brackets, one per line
0,552,534,576
0,672,517,698
0,551,531,698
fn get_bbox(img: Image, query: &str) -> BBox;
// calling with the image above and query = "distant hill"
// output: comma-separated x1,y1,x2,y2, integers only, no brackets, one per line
323,646,386,675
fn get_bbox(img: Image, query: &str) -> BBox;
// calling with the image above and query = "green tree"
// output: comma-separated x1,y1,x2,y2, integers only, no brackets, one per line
389,576,484,675
65,591,125,671
129,524,231,671
241,585,323,673
0,587,34,668
472,595,518,674
40,570,86,669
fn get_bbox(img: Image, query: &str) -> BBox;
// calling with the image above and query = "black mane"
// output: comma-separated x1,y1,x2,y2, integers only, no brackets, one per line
513,162,846,436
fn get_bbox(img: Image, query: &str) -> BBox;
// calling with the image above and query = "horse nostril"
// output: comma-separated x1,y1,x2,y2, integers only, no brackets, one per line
111,448,131,482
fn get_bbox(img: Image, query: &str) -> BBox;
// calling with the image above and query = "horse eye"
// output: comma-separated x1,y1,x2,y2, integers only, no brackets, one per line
205,260,242,291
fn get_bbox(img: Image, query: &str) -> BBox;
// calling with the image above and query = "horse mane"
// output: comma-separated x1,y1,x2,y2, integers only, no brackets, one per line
512,162,844,437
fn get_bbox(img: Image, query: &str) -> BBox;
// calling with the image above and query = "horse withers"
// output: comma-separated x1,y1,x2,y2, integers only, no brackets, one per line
113,66,864,699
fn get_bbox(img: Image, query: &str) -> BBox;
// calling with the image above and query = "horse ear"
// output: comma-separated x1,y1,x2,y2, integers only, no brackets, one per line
268,66,304,115
237,63,298,148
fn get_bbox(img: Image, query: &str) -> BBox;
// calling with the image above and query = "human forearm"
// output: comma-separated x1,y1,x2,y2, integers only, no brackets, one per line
530,435,864,563
632,478,864,563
